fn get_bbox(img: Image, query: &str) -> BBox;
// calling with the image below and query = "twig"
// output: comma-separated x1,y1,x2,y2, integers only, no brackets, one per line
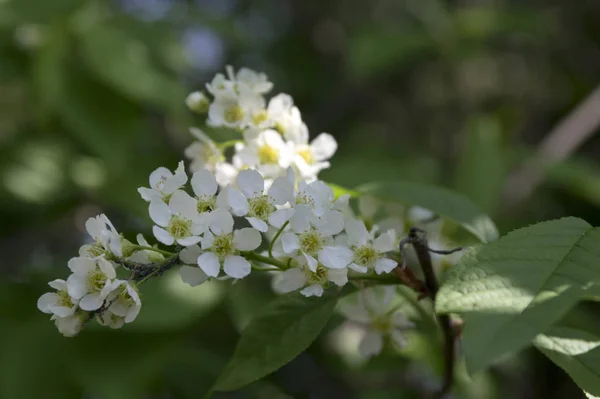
403,227,456,399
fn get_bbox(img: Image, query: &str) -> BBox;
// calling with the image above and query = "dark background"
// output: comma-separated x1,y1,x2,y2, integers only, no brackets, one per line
1,0,599,398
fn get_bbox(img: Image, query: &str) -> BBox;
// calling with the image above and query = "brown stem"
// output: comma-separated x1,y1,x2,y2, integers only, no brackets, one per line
404,227,456,399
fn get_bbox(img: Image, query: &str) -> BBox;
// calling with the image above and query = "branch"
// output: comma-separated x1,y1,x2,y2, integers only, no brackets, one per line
403,227,456,399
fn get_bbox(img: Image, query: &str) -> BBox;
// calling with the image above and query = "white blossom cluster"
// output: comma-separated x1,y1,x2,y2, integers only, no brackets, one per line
184,66,337,186
37,215,142,336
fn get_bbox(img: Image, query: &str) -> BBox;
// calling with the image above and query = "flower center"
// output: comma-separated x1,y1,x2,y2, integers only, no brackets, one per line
252,110,268,125
306,264,328,285
213,234,235,258
197,195,216,214
117,285,136,307
354,245,379,267
299,230,324,254
86,242,105,257
57,290,74,308
87,269,108,292
274,121,287,134
249,195,274,219
371,315,392,333
224,104,245,124
167,216,192,239
297,146,315,164
295,191,315,207
257,144,279,164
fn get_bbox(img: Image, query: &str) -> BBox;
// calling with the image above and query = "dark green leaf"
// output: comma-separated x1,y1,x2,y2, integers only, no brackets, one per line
213,292,338,391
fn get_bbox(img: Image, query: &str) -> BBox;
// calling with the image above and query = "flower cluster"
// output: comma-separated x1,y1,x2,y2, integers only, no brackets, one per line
37,67,461,356
184,66,337,186
37,215,142,336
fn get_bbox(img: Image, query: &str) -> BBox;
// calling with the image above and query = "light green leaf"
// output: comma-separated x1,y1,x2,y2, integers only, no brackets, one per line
213,292,338,391
534,308,600,397
358,181,498,242
436,217,600,373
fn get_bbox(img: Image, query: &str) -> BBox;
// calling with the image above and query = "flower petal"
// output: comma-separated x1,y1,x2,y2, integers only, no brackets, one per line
97,257,116,279
37,293,58,314
314,210,344,236
169,190,198,219
374,258,397,275
48,279,68,291
209,208,234,235
237,169,264,197
268,177,294,205
79,293,105,311
163,161,188,194
177,236,202,246
68,257,96,274
310,133,337,161
197,251,221,277
246,217,268,232
149,167,172,189
227,187,249,216
318,246,354,269
281,232,300,253
268,208,295,229
359,329,384,358
234,228,262,251
345,218,369,246
327,268,348,286
179,265,209,287
303,252,319,273
374,230,395,253
390,330,409,348
300,284,324,297
224,255,251,279
153,226,175,246
191,169,218,197
137,187,162,202
149,201,171,226
348,263,368,273
66,274,88,299
273,268,306,293
179,245,203,264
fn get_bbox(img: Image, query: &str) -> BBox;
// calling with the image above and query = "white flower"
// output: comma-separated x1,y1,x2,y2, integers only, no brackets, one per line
292,133,338,181
227,169,294,232
273,263,348,297
227,65,273,94
190,168,226,215
338,286,414,358
103,280,142,324
344,219,397,274
126,234,165,264
66,257,116,311
197,208,261,279
185,91,210,113
95,311,125,329
138,161,188,204
149,190,209,246
79,214,122,258
184,128,223,172
52,311,88,337
206,72,236,97
234,129,294,178
266,93,307,141
215,162,239,187
208,87,264,129
37,279,79,317
179,244,209,286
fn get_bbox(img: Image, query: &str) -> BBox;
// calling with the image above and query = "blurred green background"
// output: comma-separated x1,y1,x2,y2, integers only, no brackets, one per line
1,0,600,398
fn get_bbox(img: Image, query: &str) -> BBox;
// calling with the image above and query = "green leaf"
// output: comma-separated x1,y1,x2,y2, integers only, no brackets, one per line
358,181,498,242
454,115,506,214
436,217,600,373
213,292,338,391
534,308,600,397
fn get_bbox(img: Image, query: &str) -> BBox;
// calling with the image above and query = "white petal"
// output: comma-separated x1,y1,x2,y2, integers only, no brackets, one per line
281,232,300,253
327,268,348,286
149,201,171,227
290,204,312,233
149,167,172,189
233,228,262,251
223,255,251,279
66,274,87,299
48,279,68,291
137,187,161,202
246,217,268,232
197,252,221,277
177,236,202,246
273,268,307,293
391,312,415,329
237,169,264,197
268,177,294,205
390,330,409,348
79,293,105,311
345,219,369,246
201,231,214,249
227,187,249,216
125,305,141,323
348,263,368,273
169,190,198,219
300,284,324,297
153,226,175,246
67,257,97,274
209,208,234,235
374,230,395,253
303,252,319,273
314,210,344,236
37,293,58,314
50,305,75,318
191,213,210,235
359,330,384,358
179,245,203,264
179,265,209,287
268,208,295,228
97,257,116,279
163,161,188,194
375,258,398,275
310,133,337,161
318,246,354,269
215,162,239,187
191,169,218,197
